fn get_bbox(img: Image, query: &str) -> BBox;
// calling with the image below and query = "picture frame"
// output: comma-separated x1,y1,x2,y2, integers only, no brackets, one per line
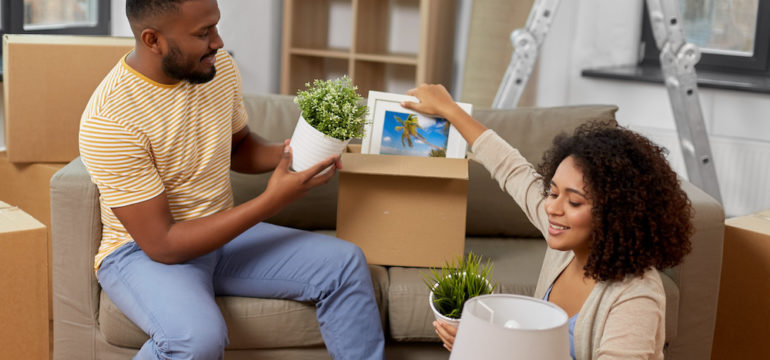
361,91,472,159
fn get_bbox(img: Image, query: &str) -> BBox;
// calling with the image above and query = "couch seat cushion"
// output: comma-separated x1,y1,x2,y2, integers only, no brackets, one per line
386,236,680,345
99,264,389,349
388,237,548,341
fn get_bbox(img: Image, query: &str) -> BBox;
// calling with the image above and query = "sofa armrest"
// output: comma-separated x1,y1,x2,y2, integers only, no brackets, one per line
666,180,725,360
51,157,103,358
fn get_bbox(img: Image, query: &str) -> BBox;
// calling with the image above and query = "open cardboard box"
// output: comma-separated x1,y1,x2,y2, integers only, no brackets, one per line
0,201,48,359
712,209,770,359
336,145,468,267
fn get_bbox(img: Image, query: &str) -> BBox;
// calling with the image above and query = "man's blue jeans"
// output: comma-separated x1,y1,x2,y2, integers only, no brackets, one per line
97,222,385,360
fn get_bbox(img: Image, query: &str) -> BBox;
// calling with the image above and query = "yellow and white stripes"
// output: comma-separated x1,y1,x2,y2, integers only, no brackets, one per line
79,49,248,272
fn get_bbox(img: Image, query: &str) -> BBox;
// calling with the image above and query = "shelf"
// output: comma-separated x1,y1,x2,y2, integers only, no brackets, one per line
354,60,416,95
285,55,349,96
280,0,455,95
290,48,350,59
353,53,418,65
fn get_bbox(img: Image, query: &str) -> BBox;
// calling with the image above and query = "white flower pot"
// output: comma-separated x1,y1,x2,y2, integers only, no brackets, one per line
429,275,493,328
289,115,351,172
429,289,462,327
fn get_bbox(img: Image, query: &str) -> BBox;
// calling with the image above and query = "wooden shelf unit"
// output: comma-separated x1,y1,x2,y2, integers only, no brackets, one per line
280,0,456,96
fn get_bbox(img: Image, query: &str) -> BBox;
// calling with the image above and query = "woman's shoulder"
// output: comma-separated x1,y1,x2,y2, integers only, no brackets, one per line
605,268,665,303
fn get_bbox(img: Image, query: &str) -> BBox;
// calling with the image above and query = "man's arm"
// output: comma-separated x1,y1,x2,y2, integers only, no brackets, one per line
230,125,284,173
112,146,339,264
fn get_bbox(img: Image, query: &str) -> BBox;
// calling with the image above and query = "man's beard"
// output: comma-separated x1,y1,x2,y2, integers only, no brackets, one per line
162,45,217,84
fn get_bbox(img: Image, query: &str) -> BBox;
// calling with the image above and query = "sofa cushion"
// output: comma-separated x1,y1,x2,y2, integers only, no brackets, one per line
388,237,548,341
468,105,618,237
232,94,341,230
99,262,389,349
387,236,679,344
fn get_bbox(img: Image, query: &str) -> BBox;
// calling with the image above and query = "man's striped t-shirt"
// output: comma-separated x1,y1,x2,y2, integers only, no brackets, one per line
79,49,248,273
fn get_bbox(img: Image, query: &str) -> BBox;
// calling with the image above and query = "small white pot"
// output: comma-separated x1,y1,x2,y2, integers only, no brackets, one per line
429,274,494,328
289,115,350,172
429,289,462,327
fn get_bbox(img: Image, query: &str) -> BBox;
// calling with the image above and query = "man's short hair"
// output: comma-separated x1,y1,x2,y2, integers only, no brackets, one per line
126,0,189,23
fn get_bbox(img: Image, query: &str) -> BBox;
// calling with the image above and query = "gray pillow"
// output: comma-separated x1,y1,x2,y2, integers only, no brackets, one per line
232,94,341,230
232,94,618,235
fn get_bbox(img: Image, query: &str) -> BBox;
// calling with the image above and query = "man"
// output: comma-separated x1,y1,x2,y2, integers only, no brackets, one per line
78,0,385,358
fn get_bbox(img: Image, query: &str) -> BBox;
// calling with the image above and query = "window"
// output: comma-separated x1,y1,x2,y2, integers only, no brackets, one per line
0,0,110,43
583,1,770,94
640,0,770,75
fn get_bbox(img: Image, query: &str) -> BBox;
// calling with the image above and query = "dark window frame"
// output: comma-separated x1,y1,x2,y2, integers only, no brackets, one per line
0,0,110,41
639,1,770,75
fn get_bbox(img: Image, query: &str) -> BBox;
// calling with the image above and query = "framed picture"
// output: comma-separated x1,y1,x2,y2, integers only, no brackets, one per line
361,91,472,159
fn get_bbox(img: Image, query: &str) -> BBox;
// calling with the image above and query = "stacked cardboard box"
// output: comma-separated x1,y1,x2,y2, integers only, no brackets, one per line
712,209,770,359
0,201,48,359
1,35,134,357
3,34,134,163
337,145,468,267
0,152,64,319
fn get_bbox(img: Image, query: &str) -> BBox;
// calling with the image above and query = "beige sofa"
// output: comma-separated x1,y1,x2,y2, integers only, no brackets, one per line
52,94,724,359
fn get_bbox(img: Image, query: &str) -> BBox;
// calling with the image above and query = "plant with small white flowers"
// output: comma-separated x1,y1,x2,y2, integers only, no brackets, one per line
294,76,368,140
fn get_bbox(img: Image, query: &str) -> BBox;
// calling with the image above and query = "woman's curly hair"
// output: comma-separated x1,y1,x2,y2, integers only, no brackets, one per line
536,121,693,282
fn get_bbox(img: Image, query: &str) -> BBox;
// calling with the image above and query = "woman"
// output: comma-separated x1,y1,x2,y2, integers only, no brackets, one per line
401,84,693,359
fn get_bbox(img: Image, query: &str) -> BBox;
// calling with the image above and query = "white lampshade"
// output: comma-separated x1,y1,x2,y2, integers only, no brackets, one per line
449,294,570,360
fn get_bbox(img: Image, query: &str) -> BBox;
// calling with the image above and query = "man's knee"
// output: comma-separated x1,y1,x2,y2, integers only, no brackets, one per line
337,241,368,273
154,322,228,359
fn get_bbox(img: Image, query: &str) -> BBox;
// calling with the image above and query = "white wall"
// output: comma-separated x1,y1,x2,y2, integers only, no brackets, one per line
537,0,770,217
110,0,282,95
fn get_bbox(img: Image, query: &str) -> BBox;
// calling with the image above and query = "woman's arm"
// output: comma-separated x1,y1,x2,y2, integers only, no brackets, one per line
594,278,665,359
402,84,548,234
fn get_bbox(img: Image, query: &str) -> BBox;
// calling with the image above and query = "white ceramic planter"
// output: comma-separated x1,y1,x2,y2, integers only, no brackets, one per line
429,275,493,328
429,289,462,327
289,115,350,172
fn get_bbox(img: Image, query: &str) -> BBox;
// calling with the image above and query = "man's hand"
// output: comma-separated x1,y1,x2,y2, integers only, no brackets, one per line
262,140,340,218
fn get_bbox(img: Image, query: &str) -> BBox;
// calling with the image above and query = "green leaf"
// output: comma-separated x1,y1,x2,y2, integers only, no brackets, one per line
294,75,369,140
423,253,498,319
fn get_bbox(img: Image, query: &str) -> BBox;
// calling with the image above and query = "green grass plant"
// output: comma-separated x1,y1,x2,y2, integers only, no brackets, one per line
425,253,497,319
294,76,368,140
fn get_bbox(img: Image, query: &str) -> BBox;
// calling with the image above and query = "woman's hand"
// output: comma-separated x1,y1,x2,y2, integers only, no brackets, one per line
402,84,488,146
433,320,458,352
402,84,458,119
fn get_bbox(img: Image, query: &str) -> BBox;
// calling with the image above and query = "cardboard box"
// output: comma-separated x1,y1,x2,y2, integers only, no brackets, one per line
0,151,65,322
3,35,134,163
337,145,468,267
0,201,48,359
712,209,770,360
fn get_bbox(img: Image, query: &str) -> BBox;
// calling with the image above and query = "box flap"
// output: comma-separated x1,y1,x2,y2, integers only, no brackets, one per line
0,201,45,233
726,209,770,234
4,34,134,46
341,146,468,180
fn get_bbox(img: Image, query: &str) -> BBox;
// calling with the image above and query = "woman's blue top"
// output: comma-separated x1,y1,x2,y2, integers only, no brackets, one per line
544,284,578,360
